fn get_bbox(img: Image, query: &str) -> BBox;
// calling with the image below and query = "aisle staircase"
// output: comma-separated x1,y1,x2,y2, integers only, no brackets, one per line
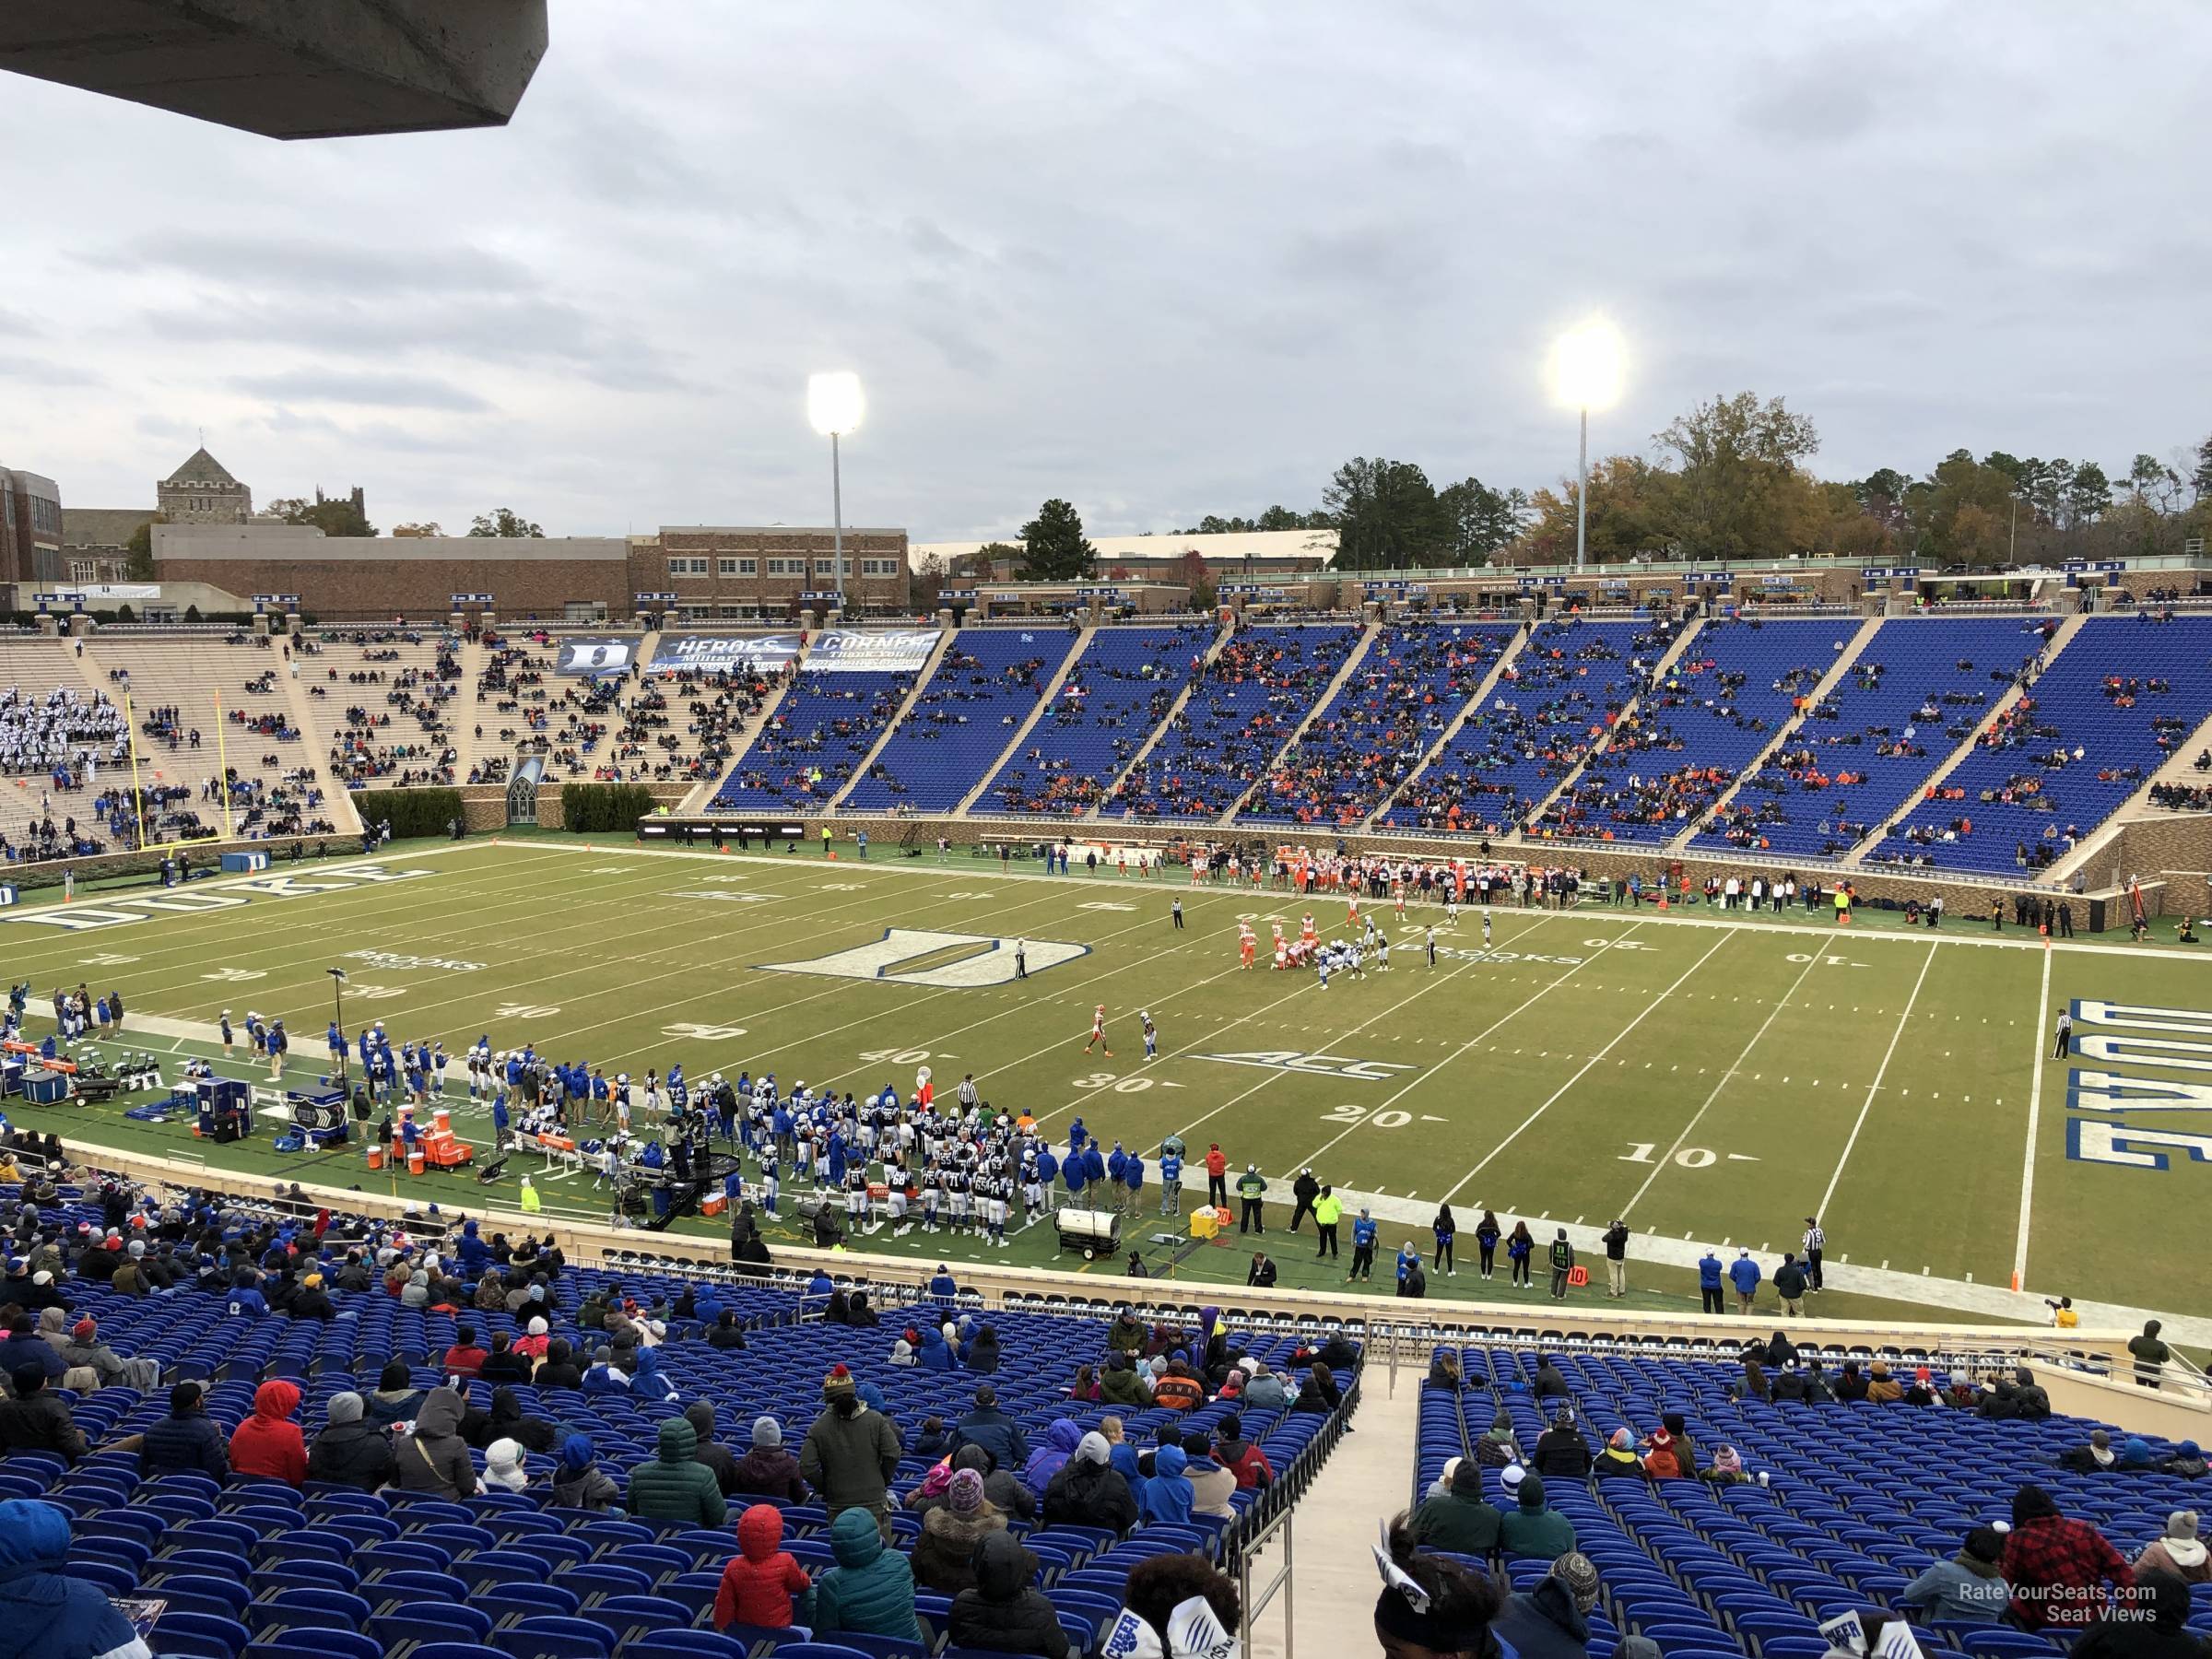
1363,624,1535,829
1082,618,1235,819
950,624,1093,816
1219,620,1382,824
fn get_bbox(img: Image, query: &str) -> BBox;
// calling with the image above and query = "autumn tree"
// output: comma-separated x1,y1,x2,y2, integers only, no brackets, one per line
1652,391,1823,560
469,508,544,538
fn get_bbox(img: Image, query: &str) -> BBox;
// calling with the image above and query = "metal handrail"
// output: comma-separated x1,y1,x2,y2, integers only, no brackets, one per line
1236,1503,1296,1659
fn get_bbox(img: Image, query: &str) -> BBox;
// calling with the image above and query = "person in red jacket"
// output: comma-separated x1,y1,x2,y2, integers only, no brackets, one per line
229,1380,308,1487
713,1502,813,1630
2002,1484,2134,1629
442,1326,489,1383
1212,1414,1273,1489
1204,1144,1229,1208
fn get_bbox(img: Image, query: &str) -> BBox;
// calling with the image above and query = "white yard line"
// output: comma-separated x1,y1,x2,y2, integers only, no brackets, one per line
1441,928,1736,1206
1285,924,1654,1180
1813,938,1940,1222
2014,945,2054,1288
1619,948,1829,1218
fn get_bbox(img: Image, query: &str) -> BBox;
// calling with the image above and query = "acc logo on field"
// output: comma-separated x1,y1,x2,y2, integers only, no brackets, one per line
759,927,1088,988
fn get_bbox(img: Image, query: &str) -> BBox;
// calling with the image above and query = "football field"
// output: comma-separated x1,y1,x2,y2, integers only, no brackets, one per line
6,833,2209,1338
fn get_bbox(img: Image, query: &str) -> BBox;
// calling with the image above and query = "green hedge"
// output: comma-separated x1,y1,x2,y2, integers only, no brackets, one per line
562,782,657,833
360,788,465,840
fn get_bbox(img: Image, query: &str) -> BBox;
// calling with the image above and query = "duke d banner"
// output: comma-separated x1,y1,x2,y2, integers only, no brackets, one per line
810,629,936,672
554,636,642,676
645,633,802,673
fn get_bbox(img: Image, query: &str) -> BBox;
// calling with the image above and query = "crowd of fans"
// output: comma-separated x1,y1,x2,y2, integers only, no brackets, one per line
987,625,1215,817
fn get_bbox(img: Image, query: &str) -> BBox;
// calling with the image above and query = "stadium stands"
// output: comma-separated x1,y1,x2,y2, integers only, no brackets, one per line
1105,625,1359,821
980,624,1218,818
1694,618,2048,858
1383,617,1671,838
842,629,1079,814
1418,1343,2211,1655
296,631,465,791
1241,623,1519,829
1537,618,1840,845
711,670,919,813
1869,615,2212,874
0,1166,1357,1659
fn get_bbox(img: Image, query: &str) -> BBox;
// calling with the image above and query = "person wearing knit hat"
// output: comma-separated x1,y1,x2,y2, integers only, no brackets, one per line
912,1464,1004,1594
731,1417,808,1504
1594,1428,1647,1482
1492,1547,1603,1654
1076,1431,1111,1467
484,1437,530,1493
1375,1512,1507,1659
1900,1524,2012,1623
2165,1441,2209,1478
754,1416,783,1449
947,1468,986,1514
2135,1512,2207,1583
823,1362,858,1401
1704,1445,1750,1487
801,1360,900,1519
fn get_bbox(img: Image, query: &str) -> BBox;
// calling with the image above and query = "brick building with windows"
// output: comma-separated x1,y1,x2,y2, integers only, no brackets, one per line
648,525,911,619
0,464,65,585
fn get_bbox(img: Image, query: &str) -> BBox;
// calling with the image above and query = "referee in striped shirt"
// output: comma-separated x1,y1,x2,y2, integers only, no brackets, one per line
1802,1218,1825,1292
957,1073,981,1114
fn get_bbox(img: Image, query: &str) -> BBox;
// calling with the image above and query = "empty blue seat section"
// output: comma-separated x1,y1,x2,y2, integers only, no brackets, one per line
1870,614,2212,873
1385,616,1675,836
1242,624,1518,828
982,623,1218,815
1693,616,2045,858
710,670,913,812
1105,624,1360,819
841,628,1079,812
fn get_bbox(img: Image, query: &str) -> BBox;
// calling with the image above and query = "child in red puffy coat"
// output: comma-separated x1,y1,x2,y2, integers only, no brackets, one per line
713,1502,814,1630
229,1380,308,1486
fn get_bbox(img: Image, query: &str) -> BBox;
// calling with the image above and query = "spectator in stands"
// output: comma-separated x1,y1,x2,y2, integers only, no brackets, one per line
811,1504,923,1642
731,1416,808,1502
2129,1320,2171,1389
0,1316,60,1384
1100,1351,1154,1407
1702,1446,1750,1487
1428,1350,1465,1392
1500,1472,1576,1561
1532,1357,1570,1399
363,1359,421,1428
2003,1484,2135,1630
394,1386,476,1499
1139,1444,1194,1524
227,1380,308,1486
2133,1512,2207,1583
535,1337,582,1391
1864,1360,1902,1405
552,1433,620,1512
2011,1366,2053,1419
0,1499,153,1659
912,1417,948,1460
1534,1410,1593,1479
1593,1429,1649,1483
912,1468,1006,1593
1111,1553,1243,1659
713,1503,812,1631
2072,1569,2194,1659
1641,1426,1684,1480
483,1438,529,1494
1900,1524,2009,1624
950,1384,1029,1467
2061,1429,2122,1473
629,1416,727,1525
801,1363,902,1533
2116,1438,2159,1473
1153,1356,1206,1413
1023,1418,1083,1494
1241,1359,1288,1412
1292,1359,1342,1414
2162,1441,2207,1478
442,1325,488,1382
1214,1414,1271,1489
708,1310,747,1350
0,1364,79,1465
1183,1434,1236,1520
964,1324,1002,1373
950,1530,1066,1659
942,1445,1034,1523
1492,1549,1628,1659
1376,1513,1508,1659
1413,1456,1502,1557
1043,1431,1140,1535
137,1382,228,1478
682,1402,741,1497
306,1391,393,1492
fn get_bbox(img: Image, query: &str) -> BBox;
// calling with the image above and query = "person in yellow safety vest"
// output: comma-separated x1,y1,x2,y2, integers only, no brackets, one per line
821,826,833,855
1834,888,1851,924
1312,1187,1342,1262
519,1175,541,1213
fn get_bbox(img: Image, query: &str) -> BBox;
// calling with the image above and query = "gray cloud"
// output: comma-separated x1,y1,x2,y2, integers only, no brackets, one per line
1,2,2207,539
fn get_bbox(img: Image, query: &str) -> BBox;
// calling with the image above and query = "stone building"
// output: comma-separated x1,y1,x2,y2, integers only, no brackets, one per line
158,447,253,524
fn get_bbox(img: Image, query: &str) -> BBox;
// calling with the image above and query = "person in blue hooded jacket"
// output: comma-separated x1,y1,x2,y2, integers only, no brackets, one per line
1064,1153,1087,1200
1137,1443,1193,1524
455,1220,490,1278
1082,1145,1107,1189
917,1324,956,1372
1022,1419,1083,1495
0,1498,150,1659
1122,1153,1145,1218
632,1347,679,1404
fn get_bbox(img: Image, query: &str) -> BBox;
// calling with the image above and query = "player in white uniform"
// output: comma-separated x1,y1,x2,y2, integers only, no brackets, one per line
1141,1011,1158,1060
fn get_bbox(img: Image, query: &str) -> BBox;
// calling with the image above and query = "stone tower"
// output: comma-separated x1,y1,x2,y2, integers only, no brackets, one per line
158,447,252,524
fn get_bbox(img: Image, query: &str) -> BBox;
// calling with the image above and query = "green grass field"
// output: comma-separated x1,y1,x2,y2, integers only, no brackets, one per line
6,833,2210,1335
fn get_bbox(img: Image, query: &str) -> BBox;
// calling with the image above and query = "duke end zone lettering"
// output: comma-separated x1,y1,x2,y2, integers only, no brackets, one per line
0,863,435,933
759,927,1087,988
2065,999,2212,1172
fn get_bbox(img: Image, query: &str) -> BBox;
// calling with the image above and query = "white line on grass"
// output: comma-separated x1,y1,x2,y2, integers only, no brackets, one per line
1284,923,1658,1180
1439,927,1736,1206
1812,937,1939,1222
1618,947,1830,1218
2013,945,2053,1288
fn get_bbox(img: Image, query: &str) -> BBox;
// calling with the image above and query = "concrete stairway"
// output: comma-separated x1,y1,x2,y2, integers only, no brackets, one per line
2038,699,2212,888
824,626,958,811
672,637,818,815
1081,618,1235,819
1658,612,1884,853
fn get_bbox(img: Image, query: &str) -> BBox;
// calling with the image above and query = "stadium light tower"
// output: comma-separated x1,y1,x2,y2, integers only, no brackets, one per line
1552,321,1626,572
806,371,865,612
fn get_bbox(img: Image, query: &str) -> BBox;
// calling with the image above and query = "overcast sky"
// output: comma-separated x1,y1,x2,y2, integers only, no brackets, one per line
5,3,2206,541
